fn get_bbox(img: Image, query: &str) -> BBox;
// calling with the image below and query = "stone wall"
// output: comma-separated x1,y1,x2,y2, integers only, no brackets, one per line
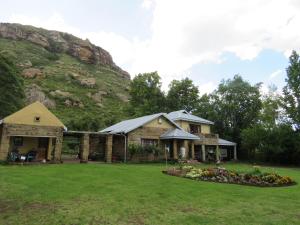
0,123,64,161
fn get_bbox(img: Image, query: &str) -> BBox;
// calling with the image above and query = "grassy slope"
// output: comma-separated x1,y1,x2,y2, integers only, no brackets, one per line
0,38,130,129
0,163,300,225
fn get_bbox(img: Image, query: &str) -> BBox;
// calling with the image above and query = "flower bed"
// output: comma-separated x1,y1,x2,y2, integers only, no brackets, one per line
163,165,296,187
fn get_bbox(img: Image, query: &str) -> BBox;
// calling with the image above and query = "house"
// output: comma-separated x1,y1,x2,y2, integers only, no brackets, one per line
101,113,200,162
0,101,236,163
0,102,65,162
167,110,237,161
101,110,237,162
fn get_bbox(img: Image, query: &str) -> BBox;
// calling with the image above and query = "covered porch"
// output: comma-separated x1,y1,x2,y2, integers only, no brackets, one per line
194,138,237,162
7,135,57,162
160,128,200,160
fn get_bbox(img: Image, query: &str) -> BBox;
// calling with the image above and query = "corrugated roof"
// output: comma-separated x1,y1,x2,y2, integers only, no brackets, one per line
167,110,214,125
100,113,181,134
218,138,236,146
160,128,201,140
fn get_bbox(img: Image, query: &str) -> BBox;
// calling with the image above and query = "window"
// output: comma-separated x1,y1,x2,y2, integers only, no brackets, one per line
141,139,158,147
189,124,199,134
34,116,41,122
13,137,23,147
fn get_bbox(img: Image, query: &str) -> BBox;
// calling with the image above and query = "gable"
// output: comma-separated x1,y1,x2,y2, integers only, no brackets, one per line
3,101,65,127
144,115,177,129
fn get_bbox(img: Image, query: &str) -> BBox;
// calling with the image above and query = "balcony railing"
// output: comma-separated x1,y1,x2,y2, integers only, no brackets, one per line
194,133,219,139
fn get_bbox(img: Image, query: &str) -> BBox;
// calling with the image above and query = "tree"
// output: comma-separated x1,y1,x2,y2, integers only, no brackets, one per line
195,75,262,159
128,72,166,117
166,78,199,112
282,50,300,130
0,52,24,118
259,85,281,128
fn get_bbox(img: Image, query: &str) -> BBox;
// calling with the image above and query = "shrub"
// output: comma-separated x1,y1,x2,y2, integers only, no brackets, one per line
164,166,295,187
128,143,143,157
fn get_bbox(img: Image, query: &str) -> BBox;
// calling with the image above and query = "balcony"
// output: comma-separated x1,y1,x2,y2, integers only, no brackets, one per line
192,132,219,145
201,133,218,139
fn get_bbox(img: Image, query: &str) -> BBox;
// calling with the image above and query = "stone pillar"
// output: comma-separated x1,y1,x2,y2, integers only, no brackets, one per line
80,133,90,162
0,125,10,161
54,131,63,162
184,140,189,159
216,145,220,161
191,142,195,159
234,145,237,160
47,137,53,160
105,134,113,163
173,139,178,160
201,144,206,162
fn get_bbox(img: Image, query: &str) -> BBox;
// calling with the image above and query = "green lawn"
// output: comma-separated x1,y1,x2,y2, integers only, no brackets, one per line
1,163,300,225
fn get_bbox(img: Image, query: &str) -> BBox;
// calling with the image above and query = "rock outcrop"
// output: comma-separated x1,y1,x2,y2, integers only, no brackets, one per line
25,84,56,108
0,23,130,79
22,68,44,79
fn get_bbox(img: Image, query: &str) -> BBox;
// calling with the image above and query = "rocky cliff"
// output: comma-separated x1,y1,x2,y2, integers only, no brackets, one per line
0,23,131,130
0,23,130,79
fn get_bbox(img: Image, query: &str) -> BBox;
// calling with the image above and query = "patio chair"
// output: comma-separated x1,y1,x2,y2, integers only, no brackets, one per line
26,151,37,162
9,151,20,162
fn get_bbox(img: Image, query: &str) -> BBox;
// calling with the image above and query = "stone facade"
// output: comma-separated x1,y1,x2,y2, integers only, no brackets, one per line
0,123,64,161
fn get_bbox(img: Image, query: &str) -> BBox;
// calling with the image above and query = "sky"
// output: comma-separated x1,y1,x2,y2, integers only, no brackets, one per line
1,0,299,94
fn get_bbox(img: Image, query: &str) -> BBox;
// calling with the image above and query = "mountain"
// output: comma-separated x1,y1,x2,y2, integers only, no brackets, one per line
0,23,131,130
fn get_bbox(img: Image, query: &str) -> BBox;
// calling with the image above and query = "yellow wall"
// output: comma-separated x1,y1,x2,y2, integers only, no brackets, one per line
9,137,49,160
144,116,176,129
175,120,190,132
10,137,40,154
3,101,65,127
175,120,211,134
201,124,211,134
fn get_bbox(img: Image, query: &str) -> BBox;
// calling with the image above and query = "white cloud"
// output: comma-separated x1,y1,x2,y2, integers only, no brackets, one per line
198,82,217,95
141,0,153,9
268,69,283,80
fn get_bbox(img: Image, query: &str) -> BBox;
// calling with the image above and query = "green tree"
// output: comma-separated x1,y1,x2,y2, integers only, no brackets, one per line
128,72,166,116
259,85,281,127
166,78,199,112
282,50,300,130
194,93,217,122
0,52,24,118
195,75,262,159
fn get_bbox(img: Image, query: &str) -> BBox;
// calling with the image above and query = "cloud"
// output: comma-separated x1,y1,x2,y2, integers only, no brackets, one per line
141,0,153,9
268,69,283,80
198,82,217,95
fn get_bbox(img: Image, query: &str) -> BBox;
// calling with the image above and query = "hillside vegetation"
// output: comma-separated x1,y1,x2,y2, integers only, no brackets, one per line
0,23,131,130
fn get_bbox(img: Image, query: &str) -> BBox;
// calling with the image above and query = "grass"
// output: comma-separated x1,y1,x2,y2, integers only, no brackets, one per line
0,38,130,130
0,163,300,225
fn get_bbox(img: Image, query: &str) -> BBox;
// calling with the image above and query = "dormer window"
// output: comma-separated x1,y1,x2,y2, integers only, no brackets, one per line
34,116,41,122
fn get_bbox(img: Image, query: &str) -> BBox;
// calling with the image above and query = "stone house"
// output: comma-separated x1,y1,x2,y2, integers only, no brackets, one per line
167,110,237,161
0,102,236,163
0,102,65,162
100,110,237,162
100,113,200,162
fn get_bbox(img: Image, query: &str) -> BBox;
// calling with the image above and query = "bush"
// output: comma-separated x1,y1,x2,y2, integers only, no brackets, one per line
128,143,143,157
164,166,296,187
128,143,161,159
